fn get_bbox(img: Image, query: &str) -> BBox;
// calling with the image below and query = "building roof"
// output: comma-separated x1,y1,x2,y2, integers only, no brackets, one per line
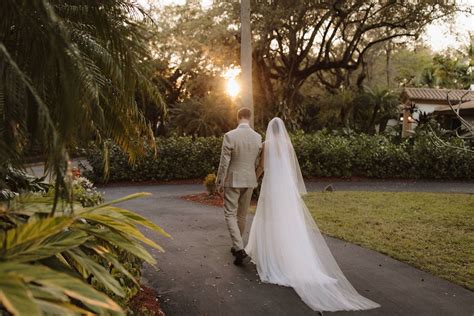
433,100,474,114
402,87,474,103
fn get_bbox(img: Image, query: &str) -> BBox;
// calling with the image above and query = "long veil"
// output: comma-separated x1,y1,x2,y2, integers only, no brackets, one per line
246,118,380,312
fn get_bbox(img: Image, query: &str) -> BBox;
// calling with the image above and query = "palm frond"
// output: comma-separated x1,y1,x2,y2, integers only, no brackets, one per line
1,0,166,200
64,248,125,297
0,262,124,315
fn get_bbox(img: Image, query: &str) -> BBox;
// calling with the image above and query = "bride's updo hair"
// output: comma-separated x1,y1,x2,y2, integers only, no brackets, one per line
237,107,252,120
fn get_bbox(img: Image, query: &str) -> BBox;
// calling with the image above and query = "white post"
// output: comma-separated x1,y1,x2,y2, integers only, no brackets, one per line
240,0,254,127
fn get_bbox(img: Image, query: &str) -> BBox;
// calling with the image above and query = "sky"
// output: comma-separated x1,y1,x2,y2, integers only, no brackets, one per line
423,0,474,52
138,0,474,52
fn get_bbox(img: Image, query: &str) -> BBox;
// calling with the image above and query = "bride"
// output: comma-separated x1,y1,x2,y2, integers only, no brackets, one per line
245,118,380,312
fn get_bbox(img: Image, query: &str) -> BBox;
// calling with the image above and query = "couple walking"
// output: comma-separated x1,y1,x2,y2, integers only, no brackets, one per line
216,108,380,312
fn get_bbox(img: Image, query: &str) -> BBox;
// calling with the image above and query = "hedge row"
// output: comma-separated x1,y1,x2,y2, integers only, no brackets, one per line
85,133,474,182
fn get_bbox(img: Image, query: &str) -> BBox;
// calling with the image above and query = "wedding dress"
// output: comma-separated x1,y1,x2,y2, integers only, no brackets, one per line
245,118,380,312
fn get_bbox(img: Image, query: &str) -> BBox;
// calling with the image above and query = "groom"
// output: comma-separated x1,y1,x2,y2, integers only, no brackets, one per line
216,107,262,266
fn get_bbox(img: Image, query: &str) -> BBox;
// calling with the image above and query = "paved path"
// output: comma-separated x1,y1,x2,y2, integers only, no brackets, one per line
104,184,474,316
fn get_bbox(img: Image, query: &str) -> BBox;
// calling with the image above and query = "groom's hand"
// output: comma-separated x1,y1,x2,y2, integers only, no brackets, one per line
217,186,224,197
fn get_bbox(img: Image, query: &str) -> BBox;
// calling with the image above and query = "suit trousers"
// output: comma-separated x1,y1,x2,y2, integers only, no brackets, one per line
223,187,254,251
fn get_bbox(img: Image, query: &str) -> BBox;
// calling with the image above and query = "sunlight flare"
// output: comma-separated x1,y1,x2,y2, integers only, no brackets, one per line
226,78,240,98
223,67,241,98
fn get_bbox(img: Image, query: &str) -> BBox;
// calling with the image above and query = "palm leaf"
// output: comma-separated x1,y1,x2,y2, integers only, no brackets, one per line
95,206,171,238
0,217,74,261
7,194,81,216
7,230,90,263
35,300,93,316
64,248,125,297
28,284,93,315
79,212,164,252
82,241,139,286
81,192,151,212
0,277,41,316
76,224,156,264
0,262,123,314
1,0,165,199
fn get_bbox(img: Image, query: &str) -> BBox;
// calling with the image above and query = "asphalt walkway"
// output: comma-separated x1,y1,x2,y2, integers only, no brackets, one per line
104,183,474,316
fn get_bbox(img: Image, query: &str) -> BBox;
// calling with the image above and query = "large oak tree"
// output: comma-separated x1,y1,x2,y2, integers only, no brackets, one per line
250,0,459,126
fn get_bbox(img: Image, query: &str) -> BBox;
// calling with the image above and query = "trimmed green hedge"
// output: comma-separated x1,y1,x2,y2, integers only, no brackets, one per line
85,137,222,182
85,134,474,182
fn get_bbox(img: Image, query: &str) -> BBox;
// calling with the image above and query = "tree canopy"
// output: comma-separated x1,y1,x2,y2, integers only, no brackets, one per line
145,0,468,133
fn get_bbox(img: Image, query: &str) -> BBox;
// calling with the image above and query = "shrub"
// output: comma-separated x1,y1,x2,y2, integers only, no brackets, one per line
84,134,474,182
44,176,104,207
204,173,217,195
72,176,104,207
85,136,222,182
0,166,50,201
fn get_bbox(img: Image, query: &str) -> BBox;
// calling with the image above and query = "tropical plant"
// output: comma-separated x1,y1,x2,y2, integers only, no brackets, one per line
0,166,49,201
0,192,170,315
354,88,399,134
430,53,474,89
0,2,170,313
0,0,164,193
315,89,357,130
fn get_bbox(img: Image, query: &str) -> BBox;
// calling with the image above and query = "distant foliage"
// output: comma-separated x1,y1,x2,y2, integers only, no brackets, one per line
0,166,49,201
72,176,104,207
85,134,474,182
170,96,234,136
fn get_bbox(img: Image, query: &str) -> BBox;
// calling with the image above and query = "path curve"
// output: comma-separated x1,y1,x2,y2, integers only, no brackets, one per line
104,183,474,316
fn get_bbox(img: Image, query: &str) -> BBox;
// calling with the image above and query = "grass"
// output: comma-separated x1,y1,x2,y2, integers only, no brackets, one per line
300,192,473,291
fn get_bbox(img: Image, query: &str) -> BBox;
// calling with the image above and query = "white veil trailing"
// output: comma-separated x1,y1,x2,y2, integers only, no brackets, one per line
264,118,307,195
246,117,380,312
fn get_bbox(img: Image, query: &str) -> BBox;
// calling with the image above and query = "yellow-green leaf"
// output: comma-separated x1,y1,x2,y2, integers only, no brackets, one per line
0,277,41,316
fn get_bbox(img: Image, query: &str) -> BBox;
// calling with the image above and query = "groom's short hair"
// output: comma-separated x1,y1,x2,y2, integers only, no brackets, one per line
237,107,252,120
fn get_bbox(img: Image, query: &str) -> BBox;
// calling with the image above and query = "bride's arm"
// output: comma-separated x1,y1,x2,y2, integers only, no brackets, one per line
256,142,265,179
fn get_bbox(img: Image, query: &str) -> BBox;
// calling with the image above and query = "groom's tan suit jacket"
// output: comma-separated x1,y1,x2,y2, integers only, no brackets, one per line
216,124,262,188
216,123,262,251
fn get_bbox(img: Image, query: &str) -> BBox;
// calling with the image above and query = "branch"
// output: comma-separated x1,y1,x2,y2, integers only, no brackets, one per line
297,10,332,63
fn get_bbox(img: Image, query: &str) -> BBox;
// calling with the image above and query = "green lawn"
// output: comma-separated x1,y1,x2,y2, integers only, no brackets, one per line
301,192,474,291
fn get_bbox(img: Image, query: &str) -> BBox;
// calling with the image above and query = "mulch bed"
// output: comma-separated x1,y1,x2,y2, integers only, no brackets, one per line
129,286,165,316
181,192,257,208
181,192,224,207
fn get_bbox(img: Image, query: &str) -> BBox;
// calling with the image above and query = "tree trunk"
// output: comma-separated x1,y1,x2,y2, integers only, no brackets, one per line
253,49,274,129
385,40,392,88
279,77,305,130
240,0,254,127
367,103,381,134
